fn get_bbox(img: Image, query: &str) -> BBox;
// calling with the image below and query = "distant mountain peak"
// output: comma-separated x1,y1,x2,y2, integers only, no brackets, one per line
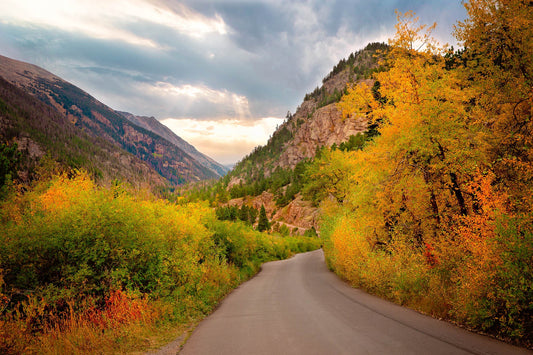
117,111,228,177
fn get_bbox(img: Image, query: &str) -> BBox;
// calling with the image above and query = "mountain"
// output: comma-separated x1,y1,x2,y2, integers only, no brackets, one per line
229,42,387,185
0,76,166,187
117,111,228,177
217,43,388,231
0,54,219,184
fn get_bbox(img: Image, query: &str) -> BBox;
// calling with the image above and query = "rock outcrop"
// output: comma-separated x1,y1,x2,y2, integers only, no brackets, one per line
278,104,367,169
227,192,319,232
273,195,320,230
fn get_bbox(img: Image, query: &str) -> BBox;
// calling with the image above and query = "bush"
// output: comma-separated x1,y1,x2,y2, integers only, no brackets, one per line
0,170,321,353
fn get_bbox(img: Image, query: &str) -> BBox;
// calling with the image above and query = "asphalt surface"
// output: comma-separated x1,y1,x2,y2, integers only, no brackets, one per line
180,249,531,355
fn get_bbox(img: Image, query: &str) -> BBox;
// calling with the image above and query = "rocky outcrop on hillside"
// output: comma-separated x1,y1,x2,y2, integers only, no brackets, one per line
273,195,319,230
227,192,276,217
226,192,319,232
278,104,367,169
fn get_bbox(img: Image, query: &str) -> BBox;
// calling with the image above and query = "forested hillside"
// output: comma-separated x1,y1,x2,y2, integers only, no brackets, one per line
0,77,166,191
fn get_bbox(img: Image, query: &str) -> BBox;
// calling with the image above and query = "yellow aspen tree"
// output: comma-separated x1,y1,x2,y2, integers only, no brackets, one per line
452,0,533,340
338,11,483,247
455,0,533,211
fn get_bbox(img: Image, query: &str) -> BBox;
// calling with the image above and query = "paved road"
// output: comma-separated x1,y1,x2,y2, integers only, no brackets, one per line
180,250,531,355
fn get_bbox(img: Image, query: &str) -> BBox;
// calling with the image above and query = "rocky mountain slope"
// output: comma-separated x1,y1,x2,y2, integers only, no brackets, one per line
277,103,368,170
0,54,220,184
117,111,228,177
229,42,387,183
219,42,388,231
0,76,166,187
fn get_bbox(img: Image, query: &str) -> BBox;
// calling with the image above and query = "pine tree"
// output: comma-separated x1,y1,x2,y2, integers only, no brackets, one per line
238,204,248,223
248,207,258,225
257,205,270,232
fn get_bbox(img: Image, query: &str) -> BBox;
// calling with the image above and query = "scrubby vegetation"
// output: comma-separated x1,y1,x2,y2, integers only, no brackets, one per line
0,170,320,353
319,5,533,346
322,42,389,82
304,86,347,109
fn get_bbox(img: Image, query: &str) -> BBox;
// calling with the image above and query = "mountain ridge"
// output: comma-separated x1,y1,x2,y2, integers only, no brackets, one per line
228,42,387,185
0,76,167,187
0,54,223,185
117,111,228,177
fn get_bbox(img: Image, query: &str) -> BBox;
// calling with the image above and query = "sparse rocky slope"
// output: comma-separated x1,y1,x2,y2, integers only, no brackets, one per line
0,54,221,184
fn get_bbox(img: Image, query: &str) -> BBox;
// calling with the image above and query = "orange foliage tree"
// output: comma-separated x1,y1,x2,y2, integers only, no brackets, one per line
321,2,533,343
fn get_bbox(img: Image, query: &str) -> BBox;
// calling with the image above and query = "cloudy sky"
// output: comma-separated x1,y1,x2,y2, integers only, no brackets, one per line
0,0,466,165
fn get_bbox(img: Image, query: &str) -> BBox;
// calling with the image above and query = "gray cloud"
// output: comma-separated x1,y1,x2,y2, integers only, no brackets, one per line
0,0,466,163
0,1,466,119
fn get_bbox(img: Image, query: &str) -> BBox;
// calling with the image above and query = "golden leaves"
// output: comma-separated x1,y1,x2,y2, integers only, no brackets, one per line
322,2,533,341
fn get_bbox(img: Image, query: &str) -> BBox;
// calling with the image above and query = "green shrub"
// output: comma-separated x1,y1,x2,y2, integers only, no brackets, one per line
0,170,321,351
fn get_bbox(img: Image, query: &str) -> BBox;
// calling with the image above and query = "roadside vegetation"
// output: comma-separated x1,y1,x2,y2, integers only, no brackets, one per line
0,170,320,354
1,0,531,352
317,3,532,346
170,3,533,347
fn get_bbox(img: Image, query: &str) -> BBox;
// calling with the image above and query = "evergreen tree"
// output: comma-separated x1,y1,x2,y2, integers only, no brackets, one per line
0,142,21,188
248,207,258,225
257,205,270,232
238,204,249,223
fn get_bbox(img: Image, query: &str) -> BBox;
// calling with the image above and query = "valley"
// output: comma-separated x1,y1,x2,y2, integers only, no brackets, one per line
1,1,532,353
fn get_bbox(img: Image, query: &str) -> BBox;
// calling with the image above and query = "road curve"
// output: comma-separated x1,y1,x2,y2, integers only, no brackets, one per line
180,249,531,355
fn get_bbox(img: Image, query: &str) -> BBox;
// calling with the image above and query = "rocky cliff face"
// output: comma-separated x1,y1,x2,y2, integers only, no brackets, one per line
226,192,320,233
278,104,367,169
